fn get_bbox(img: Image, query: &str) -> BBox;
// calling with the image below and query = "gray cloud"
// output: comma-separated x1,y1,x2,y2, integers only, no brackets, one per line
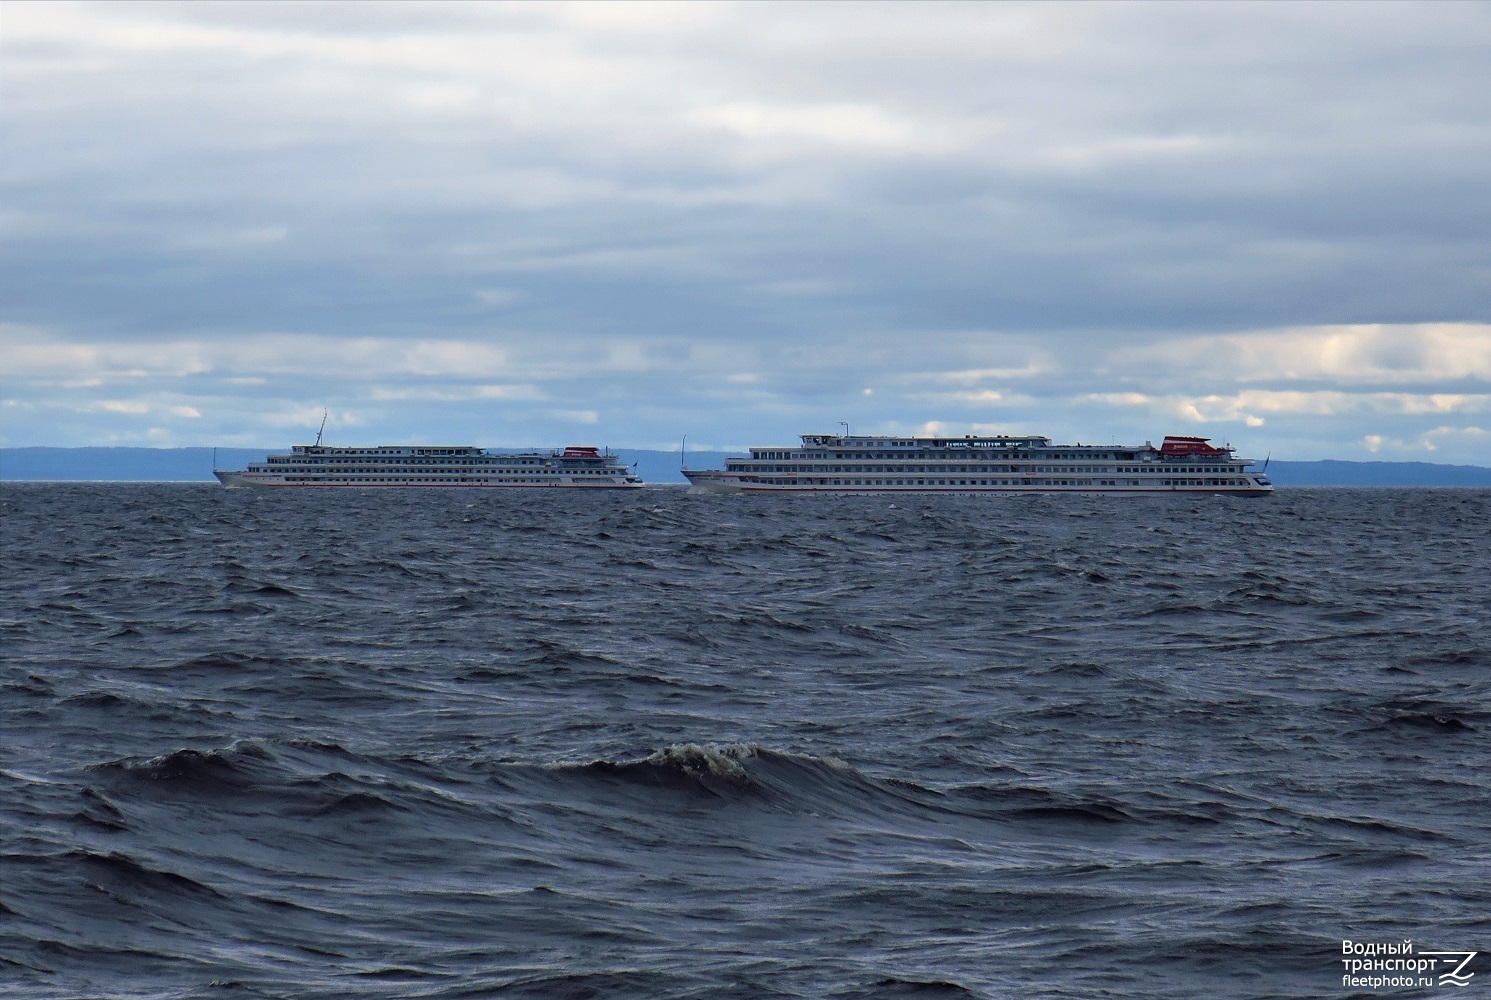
2,0,1488,462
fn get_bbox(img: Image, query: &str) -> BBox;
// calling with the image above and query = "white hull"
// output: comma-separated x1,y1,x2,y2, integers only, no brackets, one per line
684,473,1270,497
218,474,643,490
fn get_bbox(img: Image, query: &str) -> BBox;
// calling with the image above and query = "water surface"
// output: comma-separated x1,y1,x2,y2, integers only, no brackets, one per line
3,484,1488,998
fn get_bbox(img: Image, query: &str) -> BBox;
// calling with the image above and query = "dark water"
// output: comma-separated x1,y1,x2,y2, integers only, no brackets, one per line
3,484,1488,999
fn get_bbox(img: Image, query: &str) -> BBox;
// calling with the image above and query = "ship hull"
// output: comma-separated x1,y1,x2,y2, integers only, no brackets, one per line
217,475,644,490
683,473,1270,497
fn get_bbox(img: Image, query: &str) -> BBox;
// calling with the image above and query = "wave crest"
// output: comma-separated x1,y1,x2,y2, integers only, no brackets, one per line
89,742,276,792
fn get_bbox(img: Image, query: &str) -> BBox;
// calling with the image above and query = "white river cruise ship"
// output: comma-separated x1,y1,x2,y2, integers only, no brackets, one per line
215,444,645,489
683,433,1273,496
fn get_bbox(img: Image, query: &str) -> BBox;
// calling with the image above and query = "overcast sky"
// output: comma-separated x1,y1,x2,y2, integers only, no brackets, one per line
3,1,1489,463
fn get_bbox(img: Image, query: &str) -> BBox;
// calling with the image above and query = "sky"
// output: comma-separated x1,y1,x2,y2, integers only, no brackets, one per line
3,1,1489,463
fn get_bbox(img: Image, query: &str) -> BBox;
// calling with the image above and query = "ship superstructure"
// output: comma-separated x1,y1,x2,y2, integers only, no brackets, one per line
215,444,644,489
682,433,1272,495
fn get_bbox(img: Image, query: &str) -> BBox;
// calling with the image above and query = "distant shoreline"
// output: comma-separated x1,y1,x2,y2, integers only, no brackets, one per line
2,447,1489,487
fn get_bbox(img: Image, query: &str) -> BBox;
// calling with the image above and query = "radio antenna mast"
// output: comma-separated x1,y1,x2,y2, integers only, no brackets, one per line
314,409,328,447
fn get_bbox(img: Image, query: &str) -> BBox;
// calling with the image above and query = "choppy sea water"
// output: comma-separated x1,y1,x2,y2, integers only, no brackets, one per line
2,483,1488,1000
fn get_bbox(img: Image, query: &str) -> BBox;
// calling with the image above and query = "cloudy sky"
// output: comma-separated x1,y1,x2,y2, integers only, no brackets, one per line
3,1,1489,462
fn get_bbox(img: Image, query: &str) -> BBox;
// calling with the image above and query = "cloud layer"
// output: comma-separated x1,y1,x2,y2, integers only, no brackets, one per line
3,1,1488,461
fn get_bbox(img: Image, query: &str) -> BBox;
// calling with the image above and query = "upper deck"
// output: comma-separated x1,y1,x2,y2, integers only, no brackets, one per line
794,434,1051,451
744,433,1246,464
288,444,484,457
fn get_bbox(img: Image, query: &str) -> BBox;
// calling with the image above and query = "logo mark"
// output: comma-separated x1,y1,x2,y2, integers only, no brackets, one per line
1419,951,1477,987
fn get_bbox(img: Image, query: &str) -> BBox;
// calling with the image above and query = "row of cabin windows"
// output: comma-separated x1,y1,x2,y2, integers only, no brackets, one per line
769,453,1253,464
743,458,1237,469
264,463,615,473
278,471,619,480
281,476,618,483
299,449,475,456
736,463,1237,474
273,457,547,466
755,451,1157,461
270,469,594,474
747,477,1251,487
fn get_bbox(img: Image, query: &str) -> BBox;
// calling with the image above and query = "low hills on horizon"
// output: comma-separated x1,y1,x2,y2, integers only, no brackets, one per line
2,446,1489,486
